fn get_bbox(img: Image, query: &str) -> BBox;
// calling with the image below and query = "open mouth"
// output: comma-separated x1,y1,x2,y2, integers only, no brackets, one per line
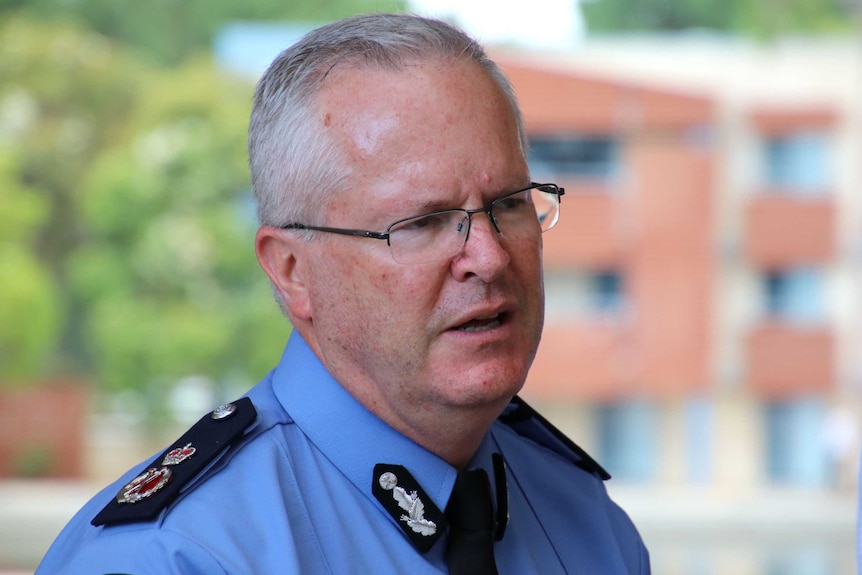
455,313,504,333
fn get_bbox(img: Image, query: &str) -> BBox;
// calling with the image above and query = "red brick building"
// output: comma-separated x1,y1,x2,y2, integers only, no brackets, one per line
492,42,860,493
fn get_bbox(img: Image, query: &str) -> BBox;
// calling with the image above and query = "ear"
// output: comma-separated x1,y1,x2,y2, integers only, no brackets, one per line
255,227,313,322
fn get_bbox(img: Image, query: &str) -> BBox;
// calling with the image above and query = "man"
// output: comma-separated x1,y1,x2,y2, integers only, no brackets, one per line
37,13,649,574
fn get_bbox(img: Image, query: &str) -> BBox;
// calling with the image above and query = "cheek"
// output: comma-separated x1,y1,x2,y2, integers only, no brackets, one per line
509,240,543,284
312,239,448,324
375,269,441,316
378,264,445,296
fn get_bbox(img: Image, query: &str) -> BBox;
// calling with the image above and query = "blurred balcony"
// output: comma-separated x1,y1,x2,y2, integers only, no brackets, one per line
744,322,835,396
529,316,710,400
528,321,634,401
743,194,835,267
543,185,623,268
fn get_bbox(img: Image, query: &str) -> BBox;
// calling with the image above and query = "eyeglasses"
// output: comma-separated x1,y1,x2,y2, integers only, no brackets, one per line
281,183,565,265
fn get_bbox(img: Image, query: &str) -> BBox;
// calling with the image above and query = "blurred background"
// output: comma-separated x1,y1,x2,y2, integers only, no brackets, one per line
0,0,860,573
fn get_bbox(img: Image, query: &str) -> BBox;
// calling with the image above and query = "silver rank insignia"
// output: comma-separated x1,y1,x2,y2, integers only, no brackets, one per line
380,472,438,536
372,464,447,553
117,467,173,504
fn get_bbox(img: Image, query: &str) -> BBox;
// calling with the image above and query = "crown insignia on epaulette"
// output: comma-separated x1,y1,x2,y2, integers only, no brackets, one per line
162,443,196,466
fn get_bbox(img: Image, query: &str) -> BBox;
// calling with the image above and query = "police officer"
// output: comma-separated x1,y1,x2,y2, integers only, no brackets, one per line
37,13,650,574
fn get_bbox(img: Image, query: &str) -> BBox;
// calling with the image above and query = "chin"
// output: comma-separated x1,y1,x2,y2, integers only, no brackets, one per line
440,362,528,407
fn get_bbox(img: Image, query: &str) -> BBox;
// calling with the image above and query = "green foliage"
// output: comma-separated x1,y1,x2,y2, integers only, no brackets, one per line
583,0,732,31
0,15,143,379
1,15,291,404
0,151,49,244
0,245,60,382
68,44,292,396
6,0,406,65
0,96,61,383
582,0,859,35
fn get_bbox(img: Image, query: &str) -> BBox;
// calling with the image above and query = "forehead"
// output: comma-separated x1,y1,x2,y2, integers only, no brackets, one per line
315,58,527,213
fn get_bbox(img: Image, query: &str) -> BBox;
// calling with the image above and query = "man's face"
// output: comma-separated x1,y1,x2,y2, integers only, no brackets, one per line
297,58,544,431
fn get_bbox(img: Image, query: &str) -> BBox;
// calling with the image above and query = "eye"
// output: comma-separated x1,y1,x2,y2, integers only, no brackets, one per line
495,190,531,211
405,215,433,230
397,212,452,232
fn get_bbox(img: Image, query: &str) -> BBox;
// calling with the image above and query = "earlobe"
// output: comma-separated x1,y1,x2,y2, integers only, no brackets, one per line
255,227,313,321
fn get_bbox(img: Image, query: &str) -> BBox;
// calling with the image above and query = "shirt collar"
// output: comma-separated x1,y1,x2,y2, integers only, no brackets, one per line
271,333,459,513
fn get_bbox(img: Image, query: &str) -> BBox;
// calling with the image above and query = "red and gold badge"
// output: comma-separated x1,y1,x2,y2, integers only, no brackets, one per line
117,467,173,504
162,443,196,466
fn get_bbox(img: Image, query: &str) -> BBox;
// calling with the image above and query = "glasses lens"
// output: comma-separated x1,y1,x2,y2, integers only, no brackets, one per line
533,186,561,231
385,185,560,264
492,186,560,240
388,210,468,264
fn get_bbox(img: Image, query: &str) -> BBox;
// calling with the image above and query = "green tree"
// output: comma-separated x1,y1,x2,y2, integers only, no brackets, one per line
0,16,137,380
0,150,59,381
1,16,290,416
71,57,291,408
582,0,858,35
3,0,405,65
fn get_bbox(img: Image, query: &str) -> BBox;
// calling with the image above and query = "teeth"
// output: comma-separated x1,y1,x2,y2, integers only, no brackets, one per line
458,316,502,332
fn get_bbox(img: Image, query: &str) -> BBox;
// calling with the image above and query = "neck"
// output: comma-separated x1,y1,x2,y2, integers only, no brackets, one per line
343,380,509,469
390,403,506,469
299,326,511,469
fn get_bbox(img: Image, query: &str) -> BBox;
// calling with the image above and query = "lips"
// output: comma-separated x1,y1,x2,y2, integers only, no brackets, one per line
454,313,504,333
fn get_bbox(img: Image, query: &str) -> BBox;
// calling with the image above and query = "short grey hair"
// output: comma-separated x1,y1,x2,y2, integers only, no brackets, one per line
248,12,528,228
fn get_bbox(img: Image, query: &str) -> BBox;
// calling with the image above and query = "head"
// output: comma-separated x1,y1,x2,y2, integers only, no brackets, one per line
248,13,528,228
252,13,547,460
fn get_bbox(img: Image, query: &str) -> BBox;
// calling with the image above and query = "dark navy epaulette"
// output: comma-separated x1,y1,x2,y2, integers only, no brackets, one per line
498,395,611,481
92,397,258,527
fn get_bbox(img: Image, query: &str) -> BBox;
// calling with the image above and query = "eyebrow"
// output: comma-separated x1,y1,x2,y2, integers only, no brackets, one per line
411,199,460,214
378,196,456,223
401,183,533,215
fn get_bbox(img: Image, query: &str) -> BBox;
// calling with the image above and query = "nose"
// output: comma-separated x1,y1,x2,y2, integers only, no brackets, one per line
451,210,509,282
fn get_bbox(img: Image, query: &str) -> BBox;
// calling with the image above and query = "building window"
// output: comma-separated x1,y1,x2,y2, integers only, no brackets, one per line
766,547,835,575
765,399,828,487
593,270,623,312
763,131,832,194
528,135,619,182
596,401,658,483
544,268,625,321
685,398,713,484
762,268,825,324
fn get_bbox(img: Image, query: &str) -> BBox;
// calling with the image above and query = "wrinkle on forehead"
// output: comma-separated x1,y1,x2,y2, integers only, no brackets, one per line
313,58,525,216
316,58,472,155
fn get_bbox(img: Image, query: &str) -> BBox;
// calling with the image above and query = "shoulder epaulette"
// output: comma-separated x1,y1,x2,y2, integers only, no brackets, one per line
498,395,611,481
92,397,258,527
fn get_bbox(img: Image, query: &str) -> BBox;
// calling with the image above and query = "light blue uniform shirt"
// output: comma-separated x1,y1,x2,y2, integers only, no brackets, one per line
37,333,650,574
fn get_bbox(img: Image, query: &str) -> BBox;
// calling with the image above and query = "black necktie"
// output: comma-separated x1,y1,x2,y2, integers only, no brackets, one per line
445,468,498,575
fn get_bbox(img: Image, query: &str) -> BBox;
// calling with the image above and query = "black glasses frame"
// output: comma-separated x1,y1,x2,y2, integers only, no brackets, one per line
280,183,565,247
